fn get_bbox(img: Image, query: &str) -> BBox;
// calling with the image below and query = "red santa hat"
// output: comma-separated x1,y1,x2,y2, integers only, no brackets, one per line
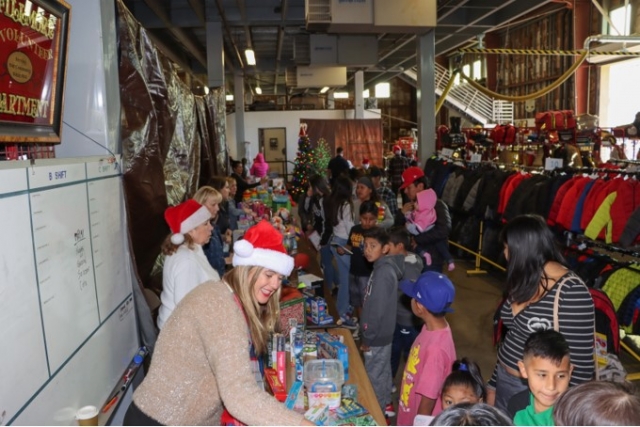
362,158,370,165
393,145,402,154
233,220,294,276
164,200,212,245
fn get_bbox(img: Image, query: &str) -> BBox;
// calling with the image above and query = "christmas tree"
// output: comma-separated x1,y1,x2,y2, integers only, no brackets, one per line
290,123,314,198
312,138,331,178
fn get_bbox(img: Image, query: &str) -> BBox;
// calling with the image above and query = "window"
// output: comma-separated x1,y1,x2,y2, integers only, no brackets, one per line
608,4,631,35
473,60,482,80
453,73,460,86
462,64,470,79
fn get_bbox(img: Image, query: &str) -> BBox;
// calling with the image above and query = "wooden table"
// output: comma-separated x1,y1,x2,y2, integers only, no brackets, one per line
296,235,385,425
328,328,386,426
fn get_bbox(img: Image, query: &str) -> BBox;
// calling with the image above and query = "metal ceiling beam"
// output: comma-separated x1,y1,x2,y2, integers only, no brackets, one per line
140,0,207,69
436,0,556,54
186,0,205,24
213,0,245,69
273,0,289,94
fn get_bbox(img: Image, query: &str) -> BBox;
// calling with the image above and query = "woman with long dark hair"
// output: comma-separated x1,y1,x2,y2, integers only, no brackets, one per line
486,215,594,411
300,175,338,293
327,176,357,328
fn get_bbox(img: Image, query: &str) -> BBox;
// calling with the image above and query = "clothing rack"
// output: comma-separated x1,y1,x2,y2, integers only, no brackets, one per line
571,234,640,259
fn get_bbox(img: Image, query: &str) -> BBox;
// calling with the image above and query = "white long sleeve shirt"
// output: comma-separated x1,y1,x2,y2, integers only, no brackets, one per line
157,245,220,329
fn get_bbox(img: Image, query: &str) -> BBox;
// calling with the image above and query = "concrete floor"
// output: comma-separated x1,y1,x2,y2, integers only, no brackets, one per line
317,255,640,396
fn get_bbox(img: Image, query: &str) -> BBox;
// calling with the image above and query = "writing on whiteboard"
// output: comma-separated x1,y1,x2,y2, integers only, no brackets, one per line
48,170,67,180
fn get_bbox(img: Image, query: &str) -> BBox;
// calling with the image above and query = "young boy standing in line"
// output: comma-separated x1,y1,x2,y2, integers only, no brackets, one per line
512,330,573,426
388,227,425,388
397,271,457,425
360,227,404,418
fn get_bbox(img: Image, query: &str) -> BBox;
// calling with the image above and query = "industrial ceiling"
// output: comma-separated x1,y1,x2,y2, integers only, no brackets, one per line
122,0,560,96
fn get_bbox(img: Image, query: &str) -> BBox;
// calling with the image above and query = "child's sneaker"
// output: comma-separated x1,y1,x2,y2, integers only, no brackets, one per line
384,403,396,418
351,328,360,340
447,262,455,271
336,315,358,330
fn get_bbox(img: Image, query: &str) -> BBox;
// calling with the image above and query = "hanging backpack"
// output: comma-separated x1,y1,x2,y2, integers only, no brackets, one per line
589,288,620,355
617,285,640,334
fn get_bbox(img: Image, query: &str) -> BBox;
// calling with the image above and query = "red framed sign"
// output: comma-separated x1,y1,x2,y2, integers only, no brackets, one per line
0,0,70,143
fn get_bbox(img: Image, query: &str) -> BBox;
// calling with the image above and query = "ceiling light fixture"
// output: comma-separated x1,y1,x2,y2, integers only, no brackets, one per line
225,94,234,101
255,86,262,95
334,92,349,99
244,49,256,66
320,86,329,94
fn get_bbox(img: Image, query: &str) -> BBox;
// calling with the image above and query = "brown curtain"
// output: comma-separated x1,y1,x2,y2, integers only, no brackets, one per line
117,0,227,294
303,119,383,169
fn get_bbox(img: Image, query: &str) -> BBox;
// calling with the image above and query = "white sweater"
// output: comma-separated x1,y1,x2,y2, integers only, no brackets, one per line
157,245,220,329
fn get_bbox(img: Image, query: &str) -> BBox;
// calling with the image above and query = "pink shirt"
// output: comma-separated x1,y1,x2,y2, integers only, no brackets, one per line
397,325,456,426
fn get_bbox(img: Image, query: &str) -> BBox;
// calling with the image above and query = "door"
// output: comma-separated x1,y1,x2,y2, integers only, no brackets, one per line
259,127,287,177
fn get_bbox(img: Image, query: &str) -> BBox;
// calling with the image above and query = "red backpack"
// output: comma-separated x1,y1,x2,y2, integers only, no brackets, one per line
590,288,620,355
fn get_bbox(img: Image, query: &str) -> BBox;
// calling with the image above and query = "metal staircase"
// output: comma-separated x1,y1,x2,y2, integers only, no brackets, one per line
403,63,514,126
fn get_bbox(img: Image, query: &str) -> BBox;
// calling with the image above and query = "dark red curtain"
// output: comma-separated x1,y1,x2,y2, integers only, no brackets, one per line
303,119,383,169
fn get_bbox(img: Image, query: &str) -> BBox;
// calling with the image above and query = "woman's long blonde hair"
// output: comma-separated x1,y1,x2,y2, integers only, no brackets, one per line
223,265,281,355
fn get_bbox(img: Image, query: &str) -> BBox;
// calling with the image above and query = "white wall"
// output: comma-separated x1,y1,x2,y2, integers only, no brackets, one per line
55,0,120,158
226,109,381,173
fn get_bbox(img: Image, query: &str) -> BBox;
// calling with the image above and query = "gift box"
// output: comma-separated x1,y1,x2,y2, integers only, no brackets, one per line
279,287,305,336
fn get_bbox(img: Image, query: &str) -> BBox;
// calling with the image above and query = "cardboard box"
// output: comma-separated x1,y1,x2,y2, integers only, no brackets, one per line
264,368,287,402
316,333,349,381
305,296,334,325
279,287,305,336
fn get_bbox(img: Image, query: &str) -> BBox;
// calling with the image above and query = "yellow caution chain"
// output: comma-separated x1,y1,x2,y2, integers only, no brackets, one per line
454,52,588,102
459,47,640,56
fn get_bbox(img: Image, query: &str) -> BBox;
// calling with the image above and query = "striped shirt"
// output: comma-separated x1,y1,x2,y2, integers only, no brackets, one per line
489,272,595,387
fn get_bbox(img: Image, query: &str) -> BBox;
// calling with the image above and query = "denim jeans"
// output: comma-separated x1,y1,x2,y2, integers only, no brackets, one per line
320,244,338,293
330,236,351,318
391,323,420,378
494,363,528,412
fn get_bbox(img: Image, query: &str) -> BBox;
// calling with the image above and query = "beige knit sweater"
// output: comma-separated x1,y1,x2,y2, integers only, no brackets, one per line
133,280,305,426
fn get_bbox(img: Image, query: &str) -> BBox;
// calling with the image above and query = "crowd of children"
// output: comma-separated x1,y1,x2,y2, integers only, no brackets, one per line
300,171,640,427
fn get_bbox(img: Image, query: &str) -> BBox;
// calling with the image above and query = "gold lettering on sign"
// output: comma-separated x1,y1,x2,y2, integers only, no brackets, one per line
7,51,32,83
0,0,57,39
0,92,49,118
0,28,53,60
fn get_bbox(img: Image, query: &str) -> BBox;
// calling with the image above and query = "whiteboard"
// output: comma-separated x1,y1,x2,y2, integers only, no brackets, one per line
0,157,139,426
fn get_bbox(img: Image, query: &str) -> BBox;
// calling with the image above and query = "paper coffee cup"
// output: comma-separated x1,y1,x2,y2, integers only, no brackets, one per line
76,405,99,426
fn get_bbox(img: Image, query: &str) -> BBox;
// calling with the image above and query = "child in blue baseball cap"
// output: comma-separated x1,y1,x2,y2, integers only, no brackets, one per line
396,271,457,426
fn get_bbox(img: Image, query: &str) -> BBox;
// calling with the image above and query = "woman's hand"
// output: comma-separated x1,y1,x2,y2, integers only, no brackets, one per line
224,229,233,243
360,344,370,353
260,176,269,185
336,247,345,256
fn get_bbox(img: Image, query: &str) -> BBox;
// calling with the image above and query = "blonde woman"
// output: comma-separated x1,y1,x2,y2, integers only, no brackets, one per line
125,221,313,426
194,186,226,278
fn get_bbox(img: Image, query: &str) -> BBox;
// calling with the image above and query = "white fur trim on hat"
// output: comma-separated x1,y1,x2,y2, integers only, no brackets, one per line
171,205,211,245
232,242,295,276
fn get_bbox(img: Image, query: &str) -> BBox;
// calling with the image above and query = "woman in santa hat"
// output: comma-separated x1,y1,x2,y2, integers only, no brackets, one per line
125,220,313,426
156,199,220,330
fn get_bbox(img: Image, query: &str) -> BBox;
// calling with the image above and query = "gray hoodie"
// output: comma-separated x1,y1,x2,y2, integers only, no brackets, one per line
361,254,405,347
397,253,425,327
